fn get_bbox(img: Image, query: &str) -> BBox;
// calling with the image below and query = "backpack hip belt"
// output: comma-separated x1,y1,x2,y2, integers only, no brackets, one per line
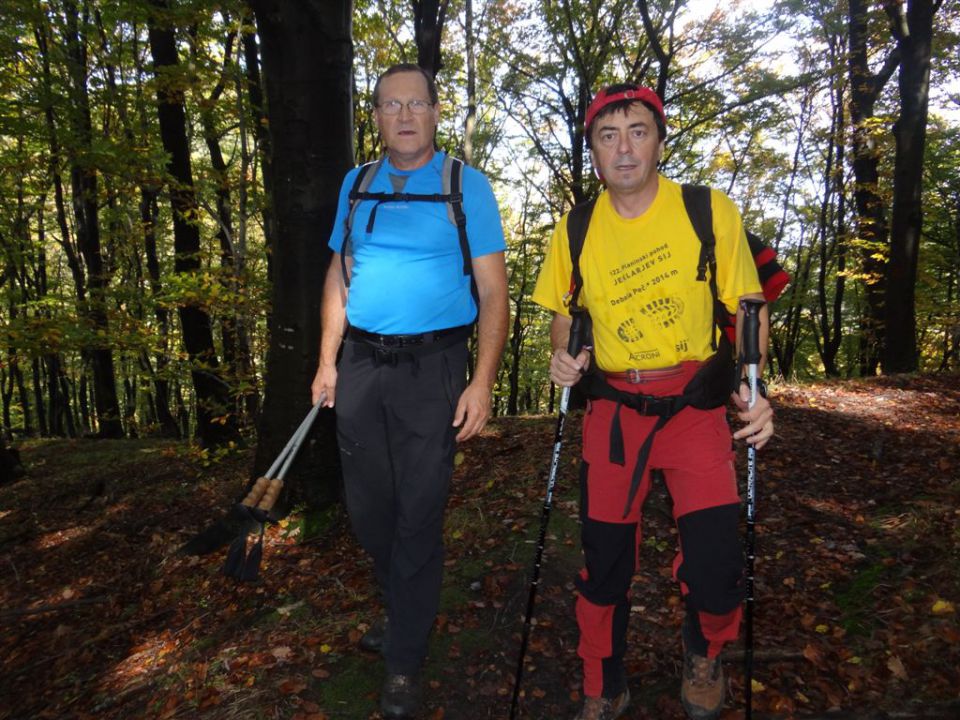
581,340,734,519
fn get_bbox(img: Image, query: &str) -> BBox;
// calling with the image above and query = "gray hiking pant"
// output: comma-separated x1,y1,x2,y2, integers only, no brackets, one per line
335,332,467,674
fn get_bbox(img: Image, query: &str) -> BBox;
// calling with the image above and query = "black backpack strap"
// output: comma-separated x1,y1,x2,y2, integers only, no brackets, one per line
565,198,597,312
442,156,477,304
682,184,714,282
682,183,721,350
342,159,383,287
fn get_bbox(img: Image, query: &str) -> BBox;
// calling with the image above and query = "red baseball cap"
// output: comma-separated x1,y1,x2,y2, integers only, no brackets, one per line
584,85,665,138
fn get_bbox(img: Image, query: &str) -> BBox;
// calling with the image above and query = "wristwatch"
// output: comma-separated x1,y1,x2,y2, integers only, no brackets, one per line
740,376,768,398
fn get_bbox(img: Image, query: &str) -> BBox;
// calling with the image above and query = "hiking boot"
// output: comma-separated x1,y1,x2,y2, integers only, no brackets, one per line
359,615,387,653
380,673,421,719
681,649,725,719
572,689,630,720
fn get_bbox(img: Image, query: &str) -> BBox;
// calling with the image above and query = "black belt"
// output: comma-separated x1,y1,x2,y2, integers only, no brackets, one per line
346,324,470,348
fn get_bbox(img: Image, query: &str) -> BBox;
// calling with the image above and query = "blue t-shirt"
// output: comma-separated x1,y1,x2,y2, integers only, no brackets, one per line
329,152,506,334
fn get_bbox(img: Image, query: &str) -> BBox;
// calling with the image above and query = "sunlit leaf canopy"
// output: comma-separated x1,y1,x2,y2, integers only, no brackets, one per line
0,0,958,440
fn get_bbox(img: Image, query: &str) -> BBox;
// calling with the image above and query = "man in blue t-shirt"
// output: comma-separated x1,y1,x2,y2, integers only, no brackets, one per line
311,63,508,719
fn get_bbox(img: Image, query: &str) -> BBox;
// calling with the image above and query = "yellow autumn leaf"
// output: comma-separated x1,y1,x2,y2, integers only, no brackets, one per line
452,530,463,540
847,656,861,665
320,644,332,654
751,679,766,692
815,624,829,634
932,599,955,615
454,452,465,467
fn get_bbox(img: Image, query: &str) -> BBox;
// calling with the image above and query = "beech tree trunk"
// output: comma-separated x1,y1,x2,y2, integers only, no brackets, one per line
881,0,938,373
413,0,448,77
848,0,899,376
147,0,241,446
248,0,354,508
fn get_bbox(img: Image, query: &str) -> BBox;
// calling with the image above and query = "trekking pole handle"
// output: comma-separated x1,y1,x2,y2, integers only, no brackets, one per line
567,311,588,357
740,299,765,366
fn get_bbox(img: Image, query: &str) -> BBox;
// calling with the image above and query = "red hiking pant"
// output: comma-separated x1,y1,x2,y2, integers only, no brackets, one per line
575,363,745,699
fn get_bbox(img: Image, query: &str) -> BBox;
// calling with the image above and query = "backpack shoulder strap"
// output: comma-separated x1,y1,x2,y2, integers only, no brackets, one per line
681,184,715,282
441,156,477,304
341,159,383,287
681,183,721,349
565,197,597,312
442,156,471,277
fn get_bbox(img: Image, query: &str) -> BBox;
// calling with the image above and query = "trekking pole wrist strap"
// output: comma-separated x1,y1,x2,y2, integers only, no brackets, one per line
740,376,767,398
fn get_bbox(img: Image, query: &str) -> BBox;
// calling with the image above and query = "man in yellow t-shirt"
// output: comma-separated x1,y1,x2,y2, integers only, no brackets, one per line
532,84,774,720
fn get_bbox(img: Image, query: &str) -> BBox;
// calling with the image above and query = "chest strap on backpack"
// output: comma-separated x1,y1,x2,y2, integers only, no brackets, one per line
341,156,477,303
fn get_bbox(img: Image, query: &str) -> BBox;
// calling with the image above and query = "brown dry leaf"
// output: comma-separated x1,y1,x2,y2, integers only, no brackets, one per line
887,655,908,680
270,645,293,660
311,667,331,679
802,643,825,667
198,689,222,709
278,679,307,695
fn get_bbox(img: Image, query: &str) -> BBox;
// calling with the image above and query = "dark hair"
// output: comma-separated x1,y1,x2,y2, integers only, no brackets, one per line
372,63,439,107
586,83,667,148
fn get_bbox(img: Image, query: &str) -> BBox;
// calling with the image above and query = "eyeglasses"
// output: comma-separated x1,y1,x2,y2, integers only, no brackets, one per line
377,99,434,116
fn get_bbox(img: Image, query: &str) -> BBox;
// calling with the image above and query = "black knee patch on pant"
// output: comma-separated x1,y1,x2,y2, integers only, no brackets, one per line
677,503,744,615
577,517,636,606
579,460,590,521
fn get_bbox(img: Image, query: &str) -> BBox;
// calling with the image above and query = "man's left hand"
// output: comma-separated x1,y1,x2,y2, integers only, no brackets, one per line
453,381,492,442
731,384,774,450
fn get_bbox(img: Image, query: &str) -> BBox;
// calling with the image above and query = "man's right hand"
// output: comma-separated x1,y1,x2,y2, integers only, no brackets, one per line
549,348,590,387
312,364,337,407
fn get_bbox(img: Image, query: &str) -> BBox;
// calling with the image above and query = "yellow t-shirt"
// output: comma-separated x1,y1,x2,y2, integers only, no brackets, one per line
532,177,761,371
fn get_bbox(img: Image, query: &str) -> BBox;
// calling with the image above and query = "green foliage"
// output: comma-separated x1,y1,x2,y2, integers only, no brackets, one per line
0,0,958,439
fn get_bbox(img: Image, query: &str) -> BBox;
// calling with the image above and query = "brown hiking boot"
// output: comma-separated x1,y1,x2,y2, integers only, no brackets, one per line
681,650,725,719
572,689,630,720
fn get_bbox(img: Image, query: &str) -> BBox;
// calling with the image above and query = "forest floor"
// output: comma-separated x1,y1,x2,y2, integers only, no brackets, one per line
1,374,959,720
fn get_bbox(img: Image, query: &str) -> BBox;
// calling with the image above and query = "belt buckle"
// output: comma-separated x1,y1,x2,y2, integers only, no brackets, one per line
626,368,642,384
374,347,398,366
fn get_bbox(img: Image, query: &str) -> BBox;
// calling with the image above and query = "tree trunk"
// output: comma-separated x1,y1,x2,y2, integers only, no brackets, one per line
816,56,847,378
139,187,181,438
848,0,899,376
881,0,937,373
249,0,354,509
412,0,448,76
462,0,476,165
147,0,241,446
195,27,258,429
241,15,277,254
62,0,124,437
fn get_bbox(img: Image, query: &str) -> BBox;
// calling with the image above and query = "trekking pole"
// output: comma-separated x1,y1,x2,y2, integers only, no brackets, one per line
740,299,764,720
509,313,588,720
223,396,324,580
